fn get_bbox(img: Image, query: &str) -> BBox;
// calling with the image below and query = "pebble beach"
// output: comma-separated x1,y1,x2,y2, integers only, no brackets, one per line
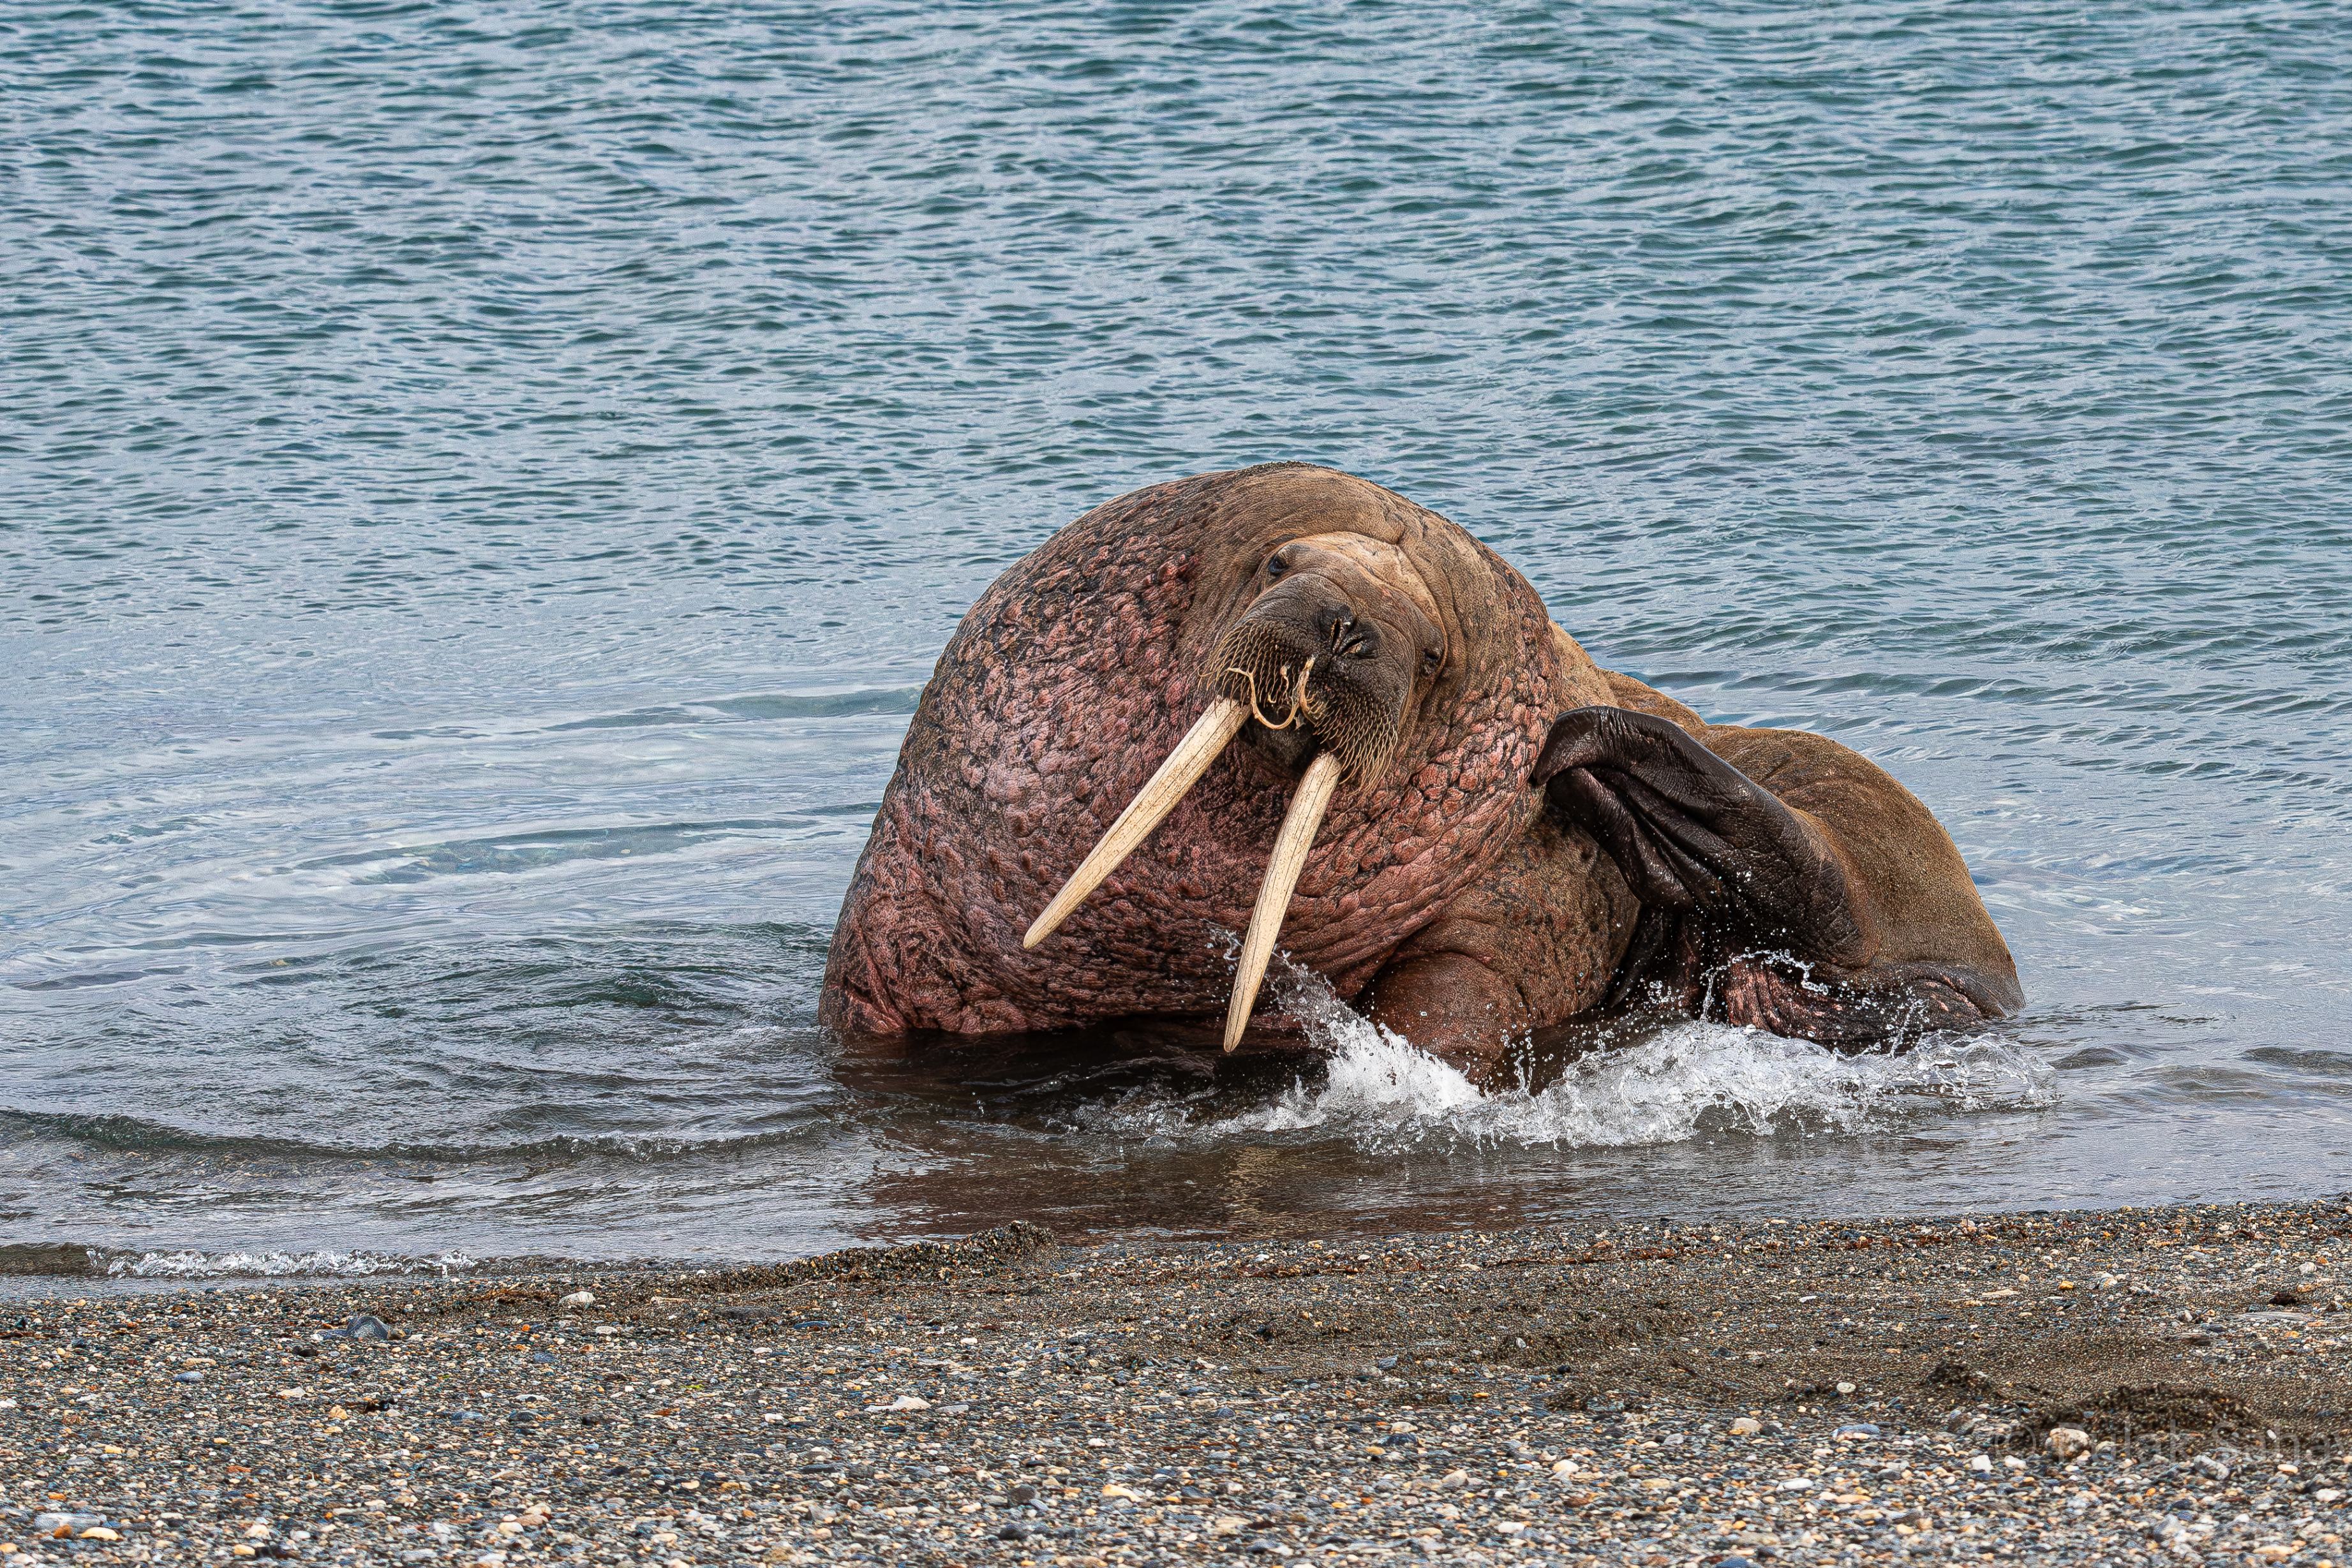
4,1199,2349,1567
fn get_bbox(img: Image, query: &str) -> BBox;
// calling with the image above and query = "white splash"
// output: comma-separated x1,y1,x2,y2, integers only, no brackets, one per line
109,1248,479,1279
1119,965,2054,1149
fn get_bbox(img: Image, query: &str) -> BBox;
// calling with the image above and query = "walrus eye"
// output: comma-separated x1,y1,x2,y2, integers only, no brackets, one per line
1263,552,1289,581
1420,647,1441,676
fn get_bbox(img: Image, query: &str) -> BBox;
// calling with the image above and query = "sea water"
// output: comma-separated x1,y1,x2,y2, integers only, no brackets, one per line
5,1,2351,1274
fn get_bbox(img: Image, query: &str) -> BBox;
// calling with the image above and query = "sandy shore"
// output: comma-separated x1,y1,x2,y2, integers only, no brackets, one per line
3,1199,2349,1565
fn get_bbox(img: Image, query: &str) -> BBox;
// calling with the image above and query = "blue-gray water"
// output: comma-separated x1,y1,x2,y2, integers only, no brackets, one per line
6,1,2351,1276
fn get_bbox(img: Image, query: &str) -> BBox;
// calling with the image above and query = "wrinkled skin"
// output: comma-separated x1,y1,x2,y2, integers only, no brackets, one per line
821,464,2021,1061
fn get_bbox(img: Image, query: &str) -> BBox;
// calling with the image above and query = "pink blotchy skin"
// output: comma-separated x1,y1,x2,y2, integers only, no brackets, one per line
819,464,1619,1041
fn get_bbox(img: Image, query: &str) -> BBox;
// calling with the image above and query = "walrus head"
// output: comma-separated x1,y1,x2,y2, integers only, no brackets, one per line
1024,530,1454,1049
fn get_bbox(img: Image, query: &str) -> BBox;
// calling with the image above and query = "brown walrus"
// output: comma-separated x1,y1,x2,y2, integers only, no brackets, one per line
821,464,2020,1061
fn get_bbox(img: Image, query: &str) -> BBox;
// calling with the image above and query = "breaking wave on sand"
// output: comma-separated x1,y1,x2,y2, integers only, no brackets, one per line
107,1249,480,1280
1102,968,2056,1150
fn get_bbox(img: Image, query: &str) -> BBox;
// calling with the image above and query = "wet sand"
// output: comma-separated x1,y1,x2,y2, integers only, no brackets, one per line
3,1199,2349,1565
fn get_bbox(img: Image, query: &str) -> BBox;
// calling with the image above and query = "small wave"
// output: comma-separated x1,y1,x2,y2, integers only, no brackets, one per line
1104,966,2055,1148
107,1248,480,1280
2244,1046,2352,1077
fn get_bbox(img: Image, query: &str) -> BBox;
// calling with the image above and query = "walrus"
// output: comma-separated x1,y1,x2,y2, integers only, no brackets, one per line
821,464,2020,1063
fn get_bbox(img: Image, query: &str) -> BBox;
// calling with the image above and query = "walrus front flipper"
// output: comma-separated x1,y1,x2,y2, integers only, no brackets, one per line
1536,705,2022,1048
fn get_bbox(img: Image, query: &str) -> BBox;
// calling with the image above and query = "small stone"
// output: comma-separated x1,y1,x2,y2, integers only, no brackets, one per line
1008,1482,1037,1504
1100,1483,1143,1500
327,1405,349,1421
1833,1423,1880,1440
346,1314,391,1341
1834,1380,1856,1394
867,1394,929,1412
1729,1417,1762,1436
2045,1426,2092,1460
1438,1469,1470,1490
996,1523,1029,1541
2193,1454,2230,1482
560,1291,594,1308
78,1529,119,1542
1212,1517,1246,1535
1969,1454,1994,1474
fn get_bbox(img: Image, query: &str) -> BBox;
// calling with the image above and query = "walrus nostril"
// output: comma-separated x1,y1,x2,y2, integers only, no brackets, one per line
1313,605,1378,661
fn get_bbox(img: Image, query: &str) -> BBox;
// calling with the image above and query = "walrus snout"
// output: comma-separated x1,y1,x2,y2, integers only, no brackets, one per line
1210,566,1427,788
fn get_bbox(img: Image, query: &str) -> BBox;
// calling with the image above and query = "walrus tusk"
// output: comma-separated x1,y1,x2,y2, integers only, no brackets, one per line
1023,697,1248,950
1222,750,1344,1053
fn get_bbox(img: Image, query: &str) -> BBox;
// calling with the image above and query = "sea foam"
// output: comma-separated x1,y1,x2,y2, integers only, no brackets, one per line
108,1248,479,1280
1106,963,2054,1149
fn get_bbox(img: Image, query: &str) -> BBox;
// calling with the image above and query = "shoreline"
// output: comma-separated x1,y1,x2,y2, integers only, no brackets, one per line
3,1197,2348,1565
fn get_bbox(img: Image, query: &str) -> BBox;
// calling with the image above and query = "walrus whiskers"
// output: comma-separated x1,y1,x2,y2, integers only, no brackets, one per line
1023,697,1248,950
1223,655,1316,732
1223,750,1344,1053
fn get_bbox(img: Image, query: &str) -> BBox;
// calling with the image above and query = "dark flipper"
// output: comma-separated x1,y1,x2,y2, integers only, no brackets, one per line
1536,705,2016,1047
